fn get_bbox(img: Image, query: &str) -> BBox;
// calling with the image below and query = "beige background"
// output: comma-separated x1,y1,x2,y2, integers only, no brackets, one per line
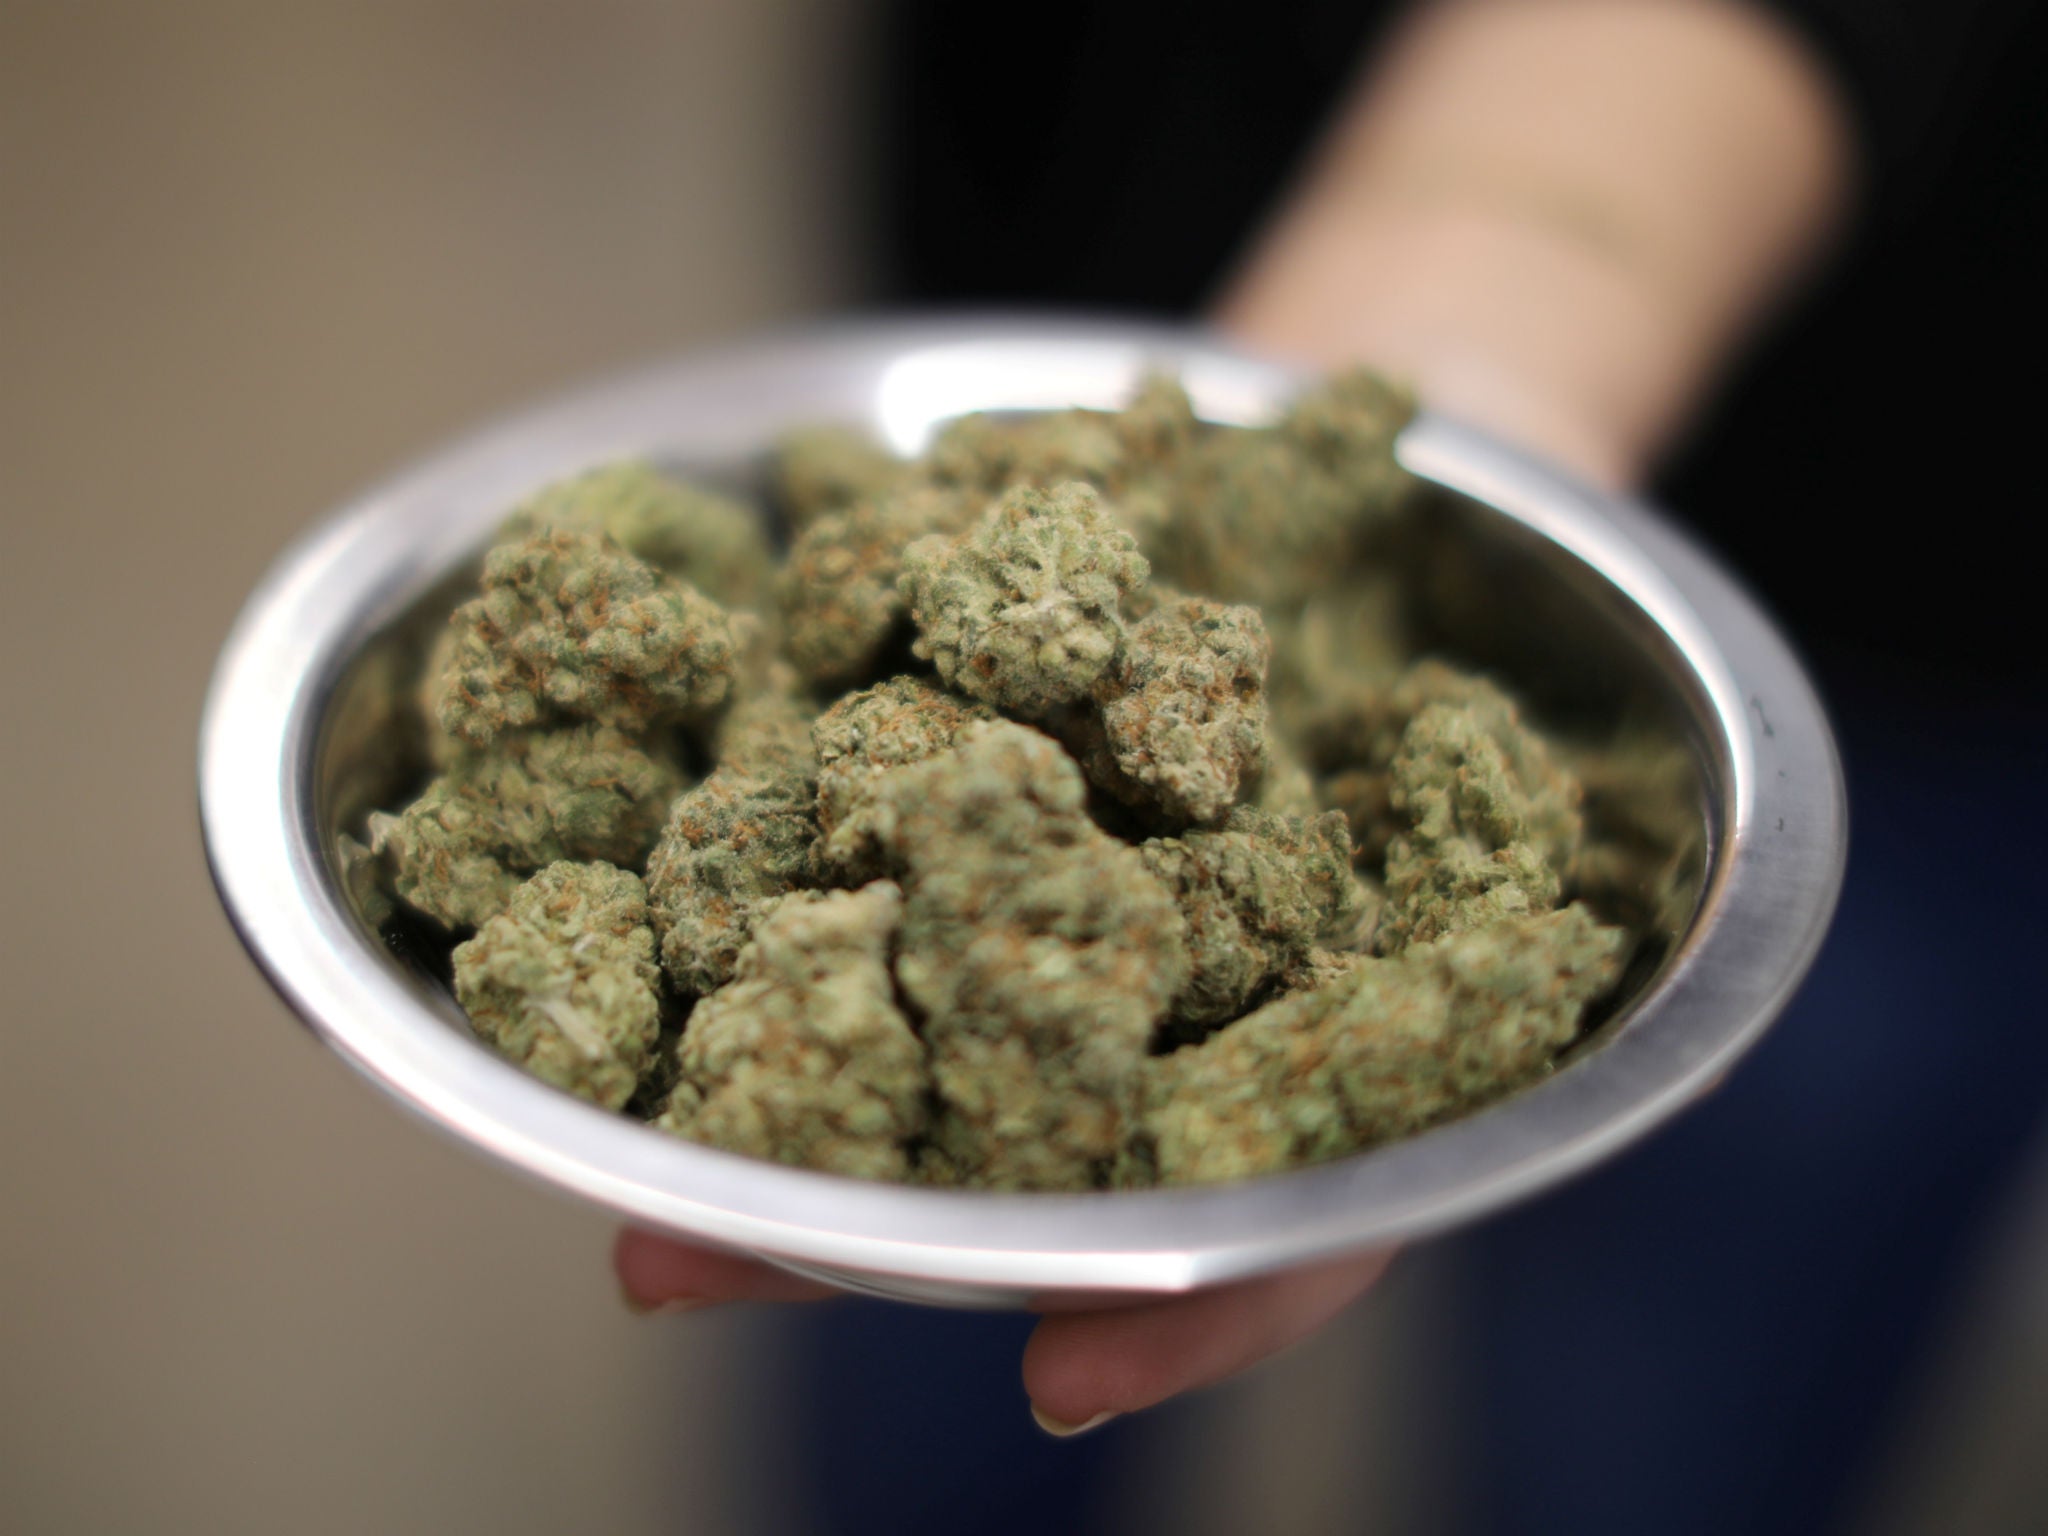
0,4,864,1531
5,4,2045,1533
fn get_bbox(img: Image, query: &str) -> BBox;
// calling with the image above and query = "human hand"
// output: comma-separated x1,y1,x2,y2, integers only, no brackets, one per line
615,1228,1393,1434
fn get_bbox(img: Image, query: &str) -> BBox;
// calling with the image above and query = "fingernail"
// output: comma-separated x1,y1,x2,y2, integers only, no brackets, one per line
1030,1404,1118,1438
619,1281,719,1317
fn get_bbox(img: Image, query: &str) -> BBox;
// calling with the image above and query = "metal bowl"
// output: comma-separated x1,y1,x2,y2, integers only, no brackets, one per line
200,318,1845,1308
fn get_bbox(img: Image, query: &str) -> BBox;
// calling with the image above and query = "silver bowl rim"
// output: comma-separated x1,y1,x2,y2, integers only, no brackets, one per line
200,315,1846,1299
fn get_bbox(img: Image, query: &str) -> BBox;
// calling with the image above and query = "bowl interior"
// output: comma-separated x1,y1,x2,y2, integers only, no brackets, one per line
314,431,1721,1095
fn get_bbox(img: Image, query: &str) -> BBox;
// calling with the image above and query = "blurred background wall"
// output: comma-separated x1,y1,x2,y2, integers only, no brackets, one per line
0,4,868,1531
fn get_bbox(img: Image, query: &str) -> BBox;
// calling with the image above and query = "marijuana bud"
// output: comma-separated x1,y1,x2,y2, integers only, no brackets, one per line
452,861,661,1110
925,376,1202,549
809,676,997,881
1081,593,1272,824
1289,659,1541,868
925,409,1128,498
1279,366,1418,511
776,484,981,688
900,481,1149,716
1265,574,1413,748
1141,808,1364,1037
1151,368,1417,607
709,679,817,779
1112,374,1202,470
855,721,1188,1189
644,727,819,998
434,527,748,746
367,724,683,930
771,425,912,533
1140,904,1624,1184
1377,690,1584,952
656,883,928,1180
506,460,776,610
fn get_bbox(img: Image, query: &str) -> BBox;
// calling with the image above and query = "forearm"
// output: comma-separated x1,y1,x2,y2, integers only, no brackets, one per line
1215,0,1853,486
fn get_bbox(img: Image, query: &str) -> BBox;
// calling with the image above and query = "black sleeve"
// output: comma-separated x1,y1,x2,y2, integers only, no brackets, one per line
874,1,1392,311
1749,0,2037,225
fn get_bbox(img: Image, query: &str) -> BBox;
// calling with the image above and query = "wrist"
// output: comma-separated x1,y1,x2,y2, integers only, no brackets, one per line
1215,194,1679,488
1211,0,1853,490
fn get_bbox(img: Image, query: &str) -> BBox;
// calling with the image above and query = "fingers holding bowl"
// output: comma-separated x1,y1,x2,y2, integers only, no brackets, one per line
614,1227,839,1311
1021,1248,1395,1434
614,1221,1392,1439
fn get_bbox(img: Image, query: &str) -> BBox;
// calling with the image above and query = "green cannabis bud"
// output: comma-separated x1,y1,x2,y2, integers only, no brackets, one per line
1153,368,1418,607
927,376,1198,492
434,527,747,746
1113,374,1203,468
506,460,776,609
925,409,1129,498
710,678,818,780
1377,691,1584,952
1141,808,1365,1036
1291,659,1532,866
771,425,912,532
925,376,1200,546
809,676,997,881
656,883,929,1180
644,726,819,998
900,481,1149,717
1266,574,1413,748
1248,728,1324,820
1080,593,1272,824
452,860,662,1110
368,724,683,930
1282,367,1420,508
1139,905,1624,1184
853,722,1188,1190
776,484,981,688
1565,732,1707,943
